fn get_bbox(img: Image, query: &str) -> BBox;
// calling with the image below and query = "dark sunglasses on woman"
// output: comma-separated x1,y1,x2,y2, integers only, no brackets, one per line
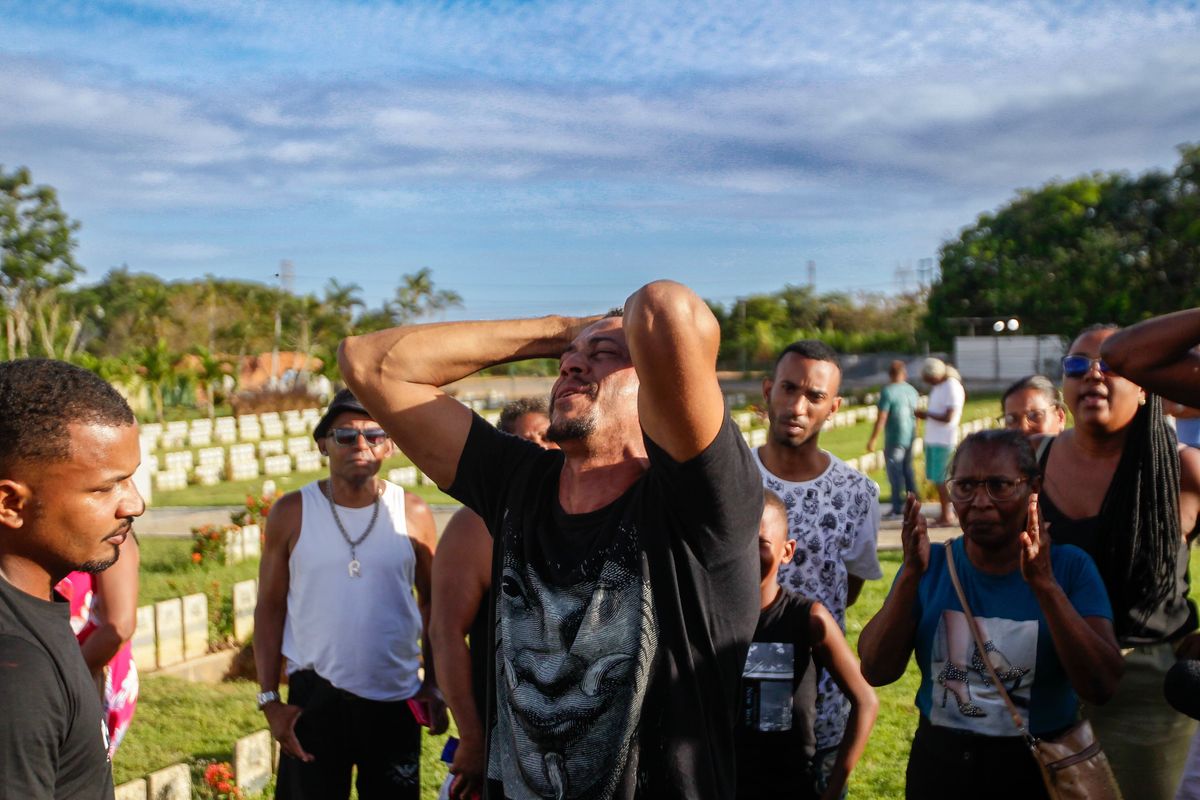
1061,355,1111,379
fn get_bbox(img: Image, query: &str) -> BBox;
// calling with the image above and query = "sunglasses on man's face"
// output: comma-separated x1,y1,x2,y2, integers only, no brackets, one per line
1061,355,1111,379
328,427,389,447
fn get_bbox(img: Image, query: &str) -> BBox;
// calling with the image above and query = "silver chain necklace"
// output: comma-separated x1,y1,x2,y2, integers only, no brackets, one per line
322,480,381,578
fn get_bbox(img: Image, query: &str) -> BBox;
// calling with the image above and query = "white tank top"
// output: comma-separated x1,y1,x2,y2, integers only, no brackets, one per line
282,480,422,701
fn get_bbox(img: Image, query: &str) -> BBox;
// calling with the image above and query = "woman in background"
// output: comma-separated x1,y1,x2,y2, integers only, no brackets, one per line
1038,324,1200,799
56,533,141,758
858,429,1121,799
1001,375,1066,437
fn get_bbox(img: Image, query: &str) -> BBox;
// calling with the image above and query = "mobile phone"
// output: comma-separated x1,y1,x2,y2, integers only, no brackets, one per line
407,697,431,727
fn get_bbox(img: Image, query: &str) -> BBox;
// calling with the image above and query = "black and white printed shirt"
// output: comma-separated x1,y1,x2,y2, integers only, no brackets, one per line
756,448,882,750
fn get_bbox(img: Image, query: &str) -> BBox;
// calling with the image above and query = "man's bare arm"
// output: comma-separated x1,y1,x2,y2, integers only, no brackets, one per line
430,508,492,799
1101,309,1200,406
253,493,312,762
624,281,726,462
80,534,139,674
340,316,595,488
865,410,888,453
406,492,449,734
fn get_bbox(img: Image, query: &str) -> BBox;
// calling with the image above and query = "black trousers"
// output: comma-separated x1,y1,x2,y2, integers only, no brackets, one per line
905,716,1049,800
275,669,421,800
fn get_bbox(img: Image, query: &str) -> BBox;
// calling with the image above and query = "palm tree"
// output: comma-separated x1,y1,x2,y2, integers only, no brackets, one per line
137,338,177,424
390,268,462,324
189,346,233,419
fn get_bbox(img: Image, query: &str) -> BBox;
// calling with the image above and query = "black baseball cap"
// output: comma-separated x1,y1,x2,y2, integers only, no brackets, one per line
312,388,371,441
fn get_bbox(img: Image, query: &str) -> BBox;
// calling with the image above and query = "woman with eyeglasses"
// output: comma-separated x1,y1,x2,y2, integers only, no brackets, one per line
1000,375,1067,437
1038,324,1200,800
858,429,1122,799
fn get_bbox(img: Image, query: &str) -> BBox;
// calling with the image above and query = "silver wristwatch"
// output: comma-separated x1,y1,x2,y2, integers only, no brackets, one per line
256,690,281,710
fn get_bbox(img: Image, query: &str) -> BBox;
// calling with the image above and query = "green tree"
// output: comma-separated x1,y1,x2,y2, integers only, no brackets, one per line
0,165,84,359
390,268,463,324
925,143,1200,348
187,346,233,419
137,338,177,424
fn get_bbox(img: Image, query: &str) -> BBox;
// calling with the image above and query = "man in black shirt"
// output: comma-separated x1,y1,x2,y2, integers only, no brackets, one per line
0,359,146,800
342,281,763,800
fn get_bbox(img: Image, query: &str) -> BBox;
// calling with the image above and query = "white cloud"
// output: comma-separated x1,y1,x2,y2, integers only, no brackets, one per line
3,0,1200,301
141,241,231,261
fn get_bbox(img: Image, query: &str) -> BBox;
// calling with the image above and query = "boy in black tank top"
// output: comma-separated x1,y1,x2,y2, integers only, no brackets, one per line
735,491,878,800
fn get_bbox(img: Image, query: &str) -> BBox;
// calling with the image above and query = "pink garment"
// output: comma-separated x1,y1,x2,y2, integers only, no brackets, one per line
55,572,139,759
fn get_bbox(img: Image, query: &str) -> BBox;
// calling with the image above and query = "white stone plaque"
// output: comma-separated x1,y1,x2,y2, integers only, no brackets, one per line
154,598,184,667
234,729,273,793
182,593,208,660
232,579,257,641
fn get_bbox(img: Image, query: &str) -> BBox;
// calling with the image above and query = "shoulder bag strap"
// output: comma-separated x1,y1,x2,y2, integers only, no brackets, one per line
943,540,1037,744
1035,434,1054,469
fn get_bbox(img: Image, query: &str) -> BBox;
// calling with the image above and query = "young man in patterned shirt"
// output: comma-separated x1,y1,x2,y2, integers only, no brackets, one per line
756,340,883,796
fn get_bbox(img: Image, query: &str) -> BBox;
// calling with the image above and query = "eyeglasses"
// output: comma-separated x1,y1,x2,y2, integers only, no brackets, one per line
328,427,389,447
1003,409,1050,427
1062,355,1111,379
947,477,1028,502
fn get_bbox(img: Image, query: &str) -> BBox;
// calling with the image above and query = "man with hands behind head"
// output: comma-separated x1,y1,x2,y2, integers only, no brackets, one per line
341,280,763,800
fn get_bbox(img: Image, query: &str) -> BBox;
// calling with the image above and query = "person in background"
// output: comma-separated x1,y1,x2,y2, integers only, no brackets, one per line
1001,375,1066,438
735,490,877,800
254,389,446,800
915,357,965,526
1038,325,1200,799
858,430,1122,799
55,534,141,759
867,359,920,518
756,339,882,795
0,358,146,800
430,397,557,800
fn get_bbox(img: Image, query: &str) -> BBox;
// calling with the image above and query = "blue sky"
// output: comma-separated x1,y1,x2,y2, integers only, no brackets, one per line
3,0,1200,318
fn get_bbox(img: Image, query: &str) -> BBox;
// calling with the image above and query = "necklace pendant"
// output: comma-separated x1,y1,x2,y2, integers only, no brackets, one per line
348,559,361,578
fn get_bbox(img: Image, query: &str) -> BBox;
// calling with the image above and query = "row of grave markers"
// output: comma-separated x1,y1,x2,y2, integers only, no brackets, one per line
114,729,275,800
131,579,259,672
153,440,327,490
140,408,323,450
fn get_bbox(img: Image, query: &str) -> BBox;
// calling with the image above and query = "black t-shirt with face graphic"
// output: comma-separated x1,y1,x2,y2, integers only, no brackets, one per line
0,575,115,800
449,414,762,800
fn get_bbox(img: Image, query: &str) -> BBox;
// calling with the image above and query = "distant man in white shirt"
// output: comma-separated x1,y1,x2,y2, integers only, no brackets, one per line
914,357,965,526
254,389,447,800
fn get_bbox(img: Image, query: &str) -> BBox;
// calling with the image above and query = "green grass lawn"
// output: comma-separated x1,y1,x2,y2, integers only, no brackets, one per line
115,676,454,797
844,552,918,798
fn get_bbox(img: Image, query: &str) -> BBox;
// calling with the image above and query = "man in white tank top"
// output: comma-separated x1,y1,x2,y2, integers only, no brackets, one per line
253,389,446,800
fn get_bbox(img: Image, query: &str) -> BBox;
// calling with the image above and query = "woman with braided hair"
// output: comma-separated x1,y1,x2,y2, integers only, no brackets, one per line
1038,324,1200,800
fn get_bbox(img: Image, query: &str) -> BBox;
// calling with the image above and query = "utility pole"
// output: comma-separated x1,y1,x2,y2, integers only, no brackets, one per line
917,257,934,288
270,260,293,388
807,260,816,290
